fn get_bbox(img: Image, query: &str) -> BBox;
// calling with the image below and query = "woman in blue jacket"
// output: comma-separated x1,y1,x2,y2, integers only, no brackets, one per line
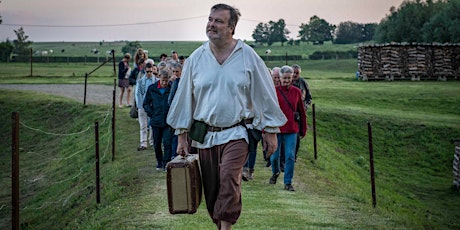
143,69,172,171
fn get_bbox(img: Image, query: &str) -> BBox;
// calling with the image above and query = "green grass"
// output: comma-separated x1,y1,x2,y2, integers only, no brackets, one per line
26,41,355,59
1,82,459,229
1,43,460,229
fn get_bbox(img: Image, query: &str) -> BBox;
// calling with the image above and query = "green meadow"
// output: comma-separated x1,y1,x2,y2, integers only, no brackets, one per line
0,41,459,229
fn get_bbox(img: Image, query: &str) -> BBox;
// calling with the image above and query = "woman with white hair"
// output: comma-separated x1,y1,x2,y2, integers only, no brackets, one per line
269,65,307,192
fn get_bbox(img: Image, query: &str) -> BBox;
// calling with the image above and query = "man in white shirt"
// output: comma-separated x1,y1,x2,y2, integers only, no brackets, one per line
167,4,286,229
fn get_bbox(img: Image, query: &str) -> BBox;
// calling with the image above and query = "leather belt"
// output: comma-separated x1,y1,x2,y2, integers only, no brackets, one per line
207,123,241,132
206,118,253,132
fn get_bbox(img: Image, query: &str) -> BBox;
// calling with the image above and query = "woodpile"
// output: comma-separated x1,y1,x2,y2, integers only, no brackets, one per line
357,43,460,81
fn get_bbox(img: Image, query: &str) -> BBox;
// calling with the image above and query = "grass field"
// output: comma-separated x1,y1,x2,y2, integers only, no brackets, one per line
1,42,460,229
26,40,355,59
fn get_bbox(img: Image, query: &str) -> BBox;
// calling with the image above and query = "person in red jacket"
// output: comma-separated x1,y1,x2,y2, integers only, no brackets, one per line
269,65,307,192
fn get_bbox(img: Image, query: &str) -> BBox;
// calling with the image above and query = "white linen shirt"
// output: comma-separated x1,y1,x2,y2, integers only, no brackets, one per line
167,39,287,149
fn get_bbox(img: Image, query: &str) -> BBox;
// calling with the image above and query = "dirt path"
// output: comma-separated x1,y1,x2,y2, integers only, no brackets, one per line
0,84,123,105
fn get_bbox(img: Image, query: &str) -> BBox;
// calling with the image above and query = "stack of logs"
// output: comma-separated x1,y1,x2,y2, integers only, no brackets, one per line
358,43,460,81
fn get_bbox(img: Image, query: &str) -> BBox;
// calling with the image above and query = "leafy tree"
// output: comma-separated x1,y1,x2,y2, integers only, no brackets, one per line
334,21,362,44
252,22,270,45
251,19,290,46
334,22,377,44
0,39,13,62
13,27,32,55
422,0,460,43
121,41,141,56
362,23,378,41
269,19,290,46
374,0,450,43
298,15,335,44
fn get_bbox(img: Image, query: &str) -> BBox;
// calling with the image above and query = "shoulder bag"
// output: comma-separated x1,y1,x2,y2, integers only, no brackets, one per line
279,89,300,122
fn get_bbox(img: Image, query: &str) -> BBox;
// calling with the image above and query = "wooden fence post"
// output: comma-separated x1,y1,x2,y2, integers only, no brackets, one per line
112,50,117,161
29,48,33,77
84,73,88,106
312,104,317,160
112,79,116,161
95,122,101,204
12,112,20,230
368,122,377,207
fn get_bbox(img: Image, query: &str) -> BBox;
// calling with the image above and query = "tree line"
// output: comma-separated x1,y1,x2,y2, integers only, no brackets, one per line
251,0,460,46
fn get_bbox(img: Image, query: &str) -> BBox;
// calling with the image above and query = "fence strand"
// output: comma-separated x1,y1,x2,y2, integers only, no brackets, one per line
20,122,92,136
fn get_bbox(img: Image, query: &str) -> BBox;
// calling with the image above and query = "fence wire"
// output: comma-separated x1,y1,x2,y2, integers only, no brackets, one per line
6,108,113,215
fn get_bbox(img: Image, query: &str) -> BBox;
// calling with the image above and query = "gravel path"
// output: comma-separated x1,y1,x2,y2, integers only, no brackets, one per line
0,84,123,105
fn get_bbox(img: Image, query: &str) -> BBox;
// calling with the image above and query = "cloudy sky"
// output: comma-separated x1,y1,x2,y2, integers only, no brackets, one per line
0,0,405,42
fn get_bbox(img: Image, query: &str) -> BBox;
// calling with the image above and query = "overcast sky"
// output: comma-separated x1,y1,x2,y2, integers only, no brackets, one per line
0,0,405,42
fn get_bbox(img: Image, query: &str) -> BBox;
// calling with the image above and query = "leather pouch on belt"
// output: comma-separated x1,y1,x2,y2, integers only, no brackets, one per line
189,120,207,144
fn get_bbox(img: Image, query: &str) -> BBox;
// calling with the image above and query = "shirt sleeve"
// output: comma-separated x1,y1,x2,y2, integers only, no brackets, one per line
168,79,178,106
166,58,194,131
135,78,140,109
248,47,287,131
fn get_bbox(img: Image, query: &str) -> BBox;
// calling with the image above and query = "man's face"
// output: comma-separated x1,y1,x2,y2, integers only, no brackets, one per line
139,62,146,69
152,66,158,75
293,68,301,80
145,67,153,77
172,67,182,77
159,77,169,88
206,9,233,41
272,69,281,86
280,72,293,87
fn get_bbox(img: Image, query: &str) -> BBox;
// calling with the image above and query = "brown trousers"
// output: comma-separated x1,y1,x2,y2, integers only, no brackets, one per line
198,139,248,225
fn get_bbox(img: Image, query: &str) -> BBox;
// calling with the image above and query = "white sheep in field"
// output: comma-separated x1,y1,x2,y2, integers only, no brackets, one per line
41,51,48,56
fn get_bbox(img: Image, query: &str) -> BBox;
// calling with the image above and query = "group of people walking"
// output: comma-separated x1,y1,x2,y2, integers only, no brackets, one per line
118,49,184,171
117,4,311,229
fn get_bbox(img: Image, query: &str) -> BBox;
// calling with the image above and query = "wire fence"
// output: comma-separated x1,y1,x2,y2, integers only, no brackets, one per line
0,110,112,228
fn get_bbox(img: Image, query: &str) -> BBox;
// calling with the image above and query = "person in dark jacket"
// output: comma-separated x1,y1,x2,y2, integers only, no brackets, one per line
168,62,183,158
143,69,173,171
118,53,131,107
292,64,312,162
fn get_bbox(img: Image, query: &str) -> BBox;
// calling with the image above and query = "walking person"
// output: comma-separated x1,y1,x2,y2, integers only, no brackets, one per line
242,67,281,181
135,63,157,151
167,4,286,229
118,53,132,108
143,69,173,171
292,64,312,161
269,65,307,192
168,62,183,159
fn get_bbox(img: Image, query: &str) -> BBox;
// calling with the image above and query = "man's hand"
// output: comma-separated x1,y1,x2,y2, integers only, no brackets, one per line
263,133,278,159
177,133,189,156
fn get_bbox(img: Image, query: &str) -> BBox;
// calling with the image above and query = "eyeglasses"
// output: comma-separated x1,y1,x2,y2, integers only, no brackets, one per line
146,71,153,73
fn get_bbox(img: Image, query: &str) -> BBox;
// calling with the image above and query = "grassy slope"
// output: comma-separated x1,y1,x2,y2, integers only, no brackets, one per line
1,42,459,228
1,78,459,229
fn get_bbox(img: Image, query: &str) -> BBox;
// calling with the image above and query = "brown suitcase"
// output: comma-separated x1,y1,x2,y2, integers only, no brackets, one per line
166,154,202,214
